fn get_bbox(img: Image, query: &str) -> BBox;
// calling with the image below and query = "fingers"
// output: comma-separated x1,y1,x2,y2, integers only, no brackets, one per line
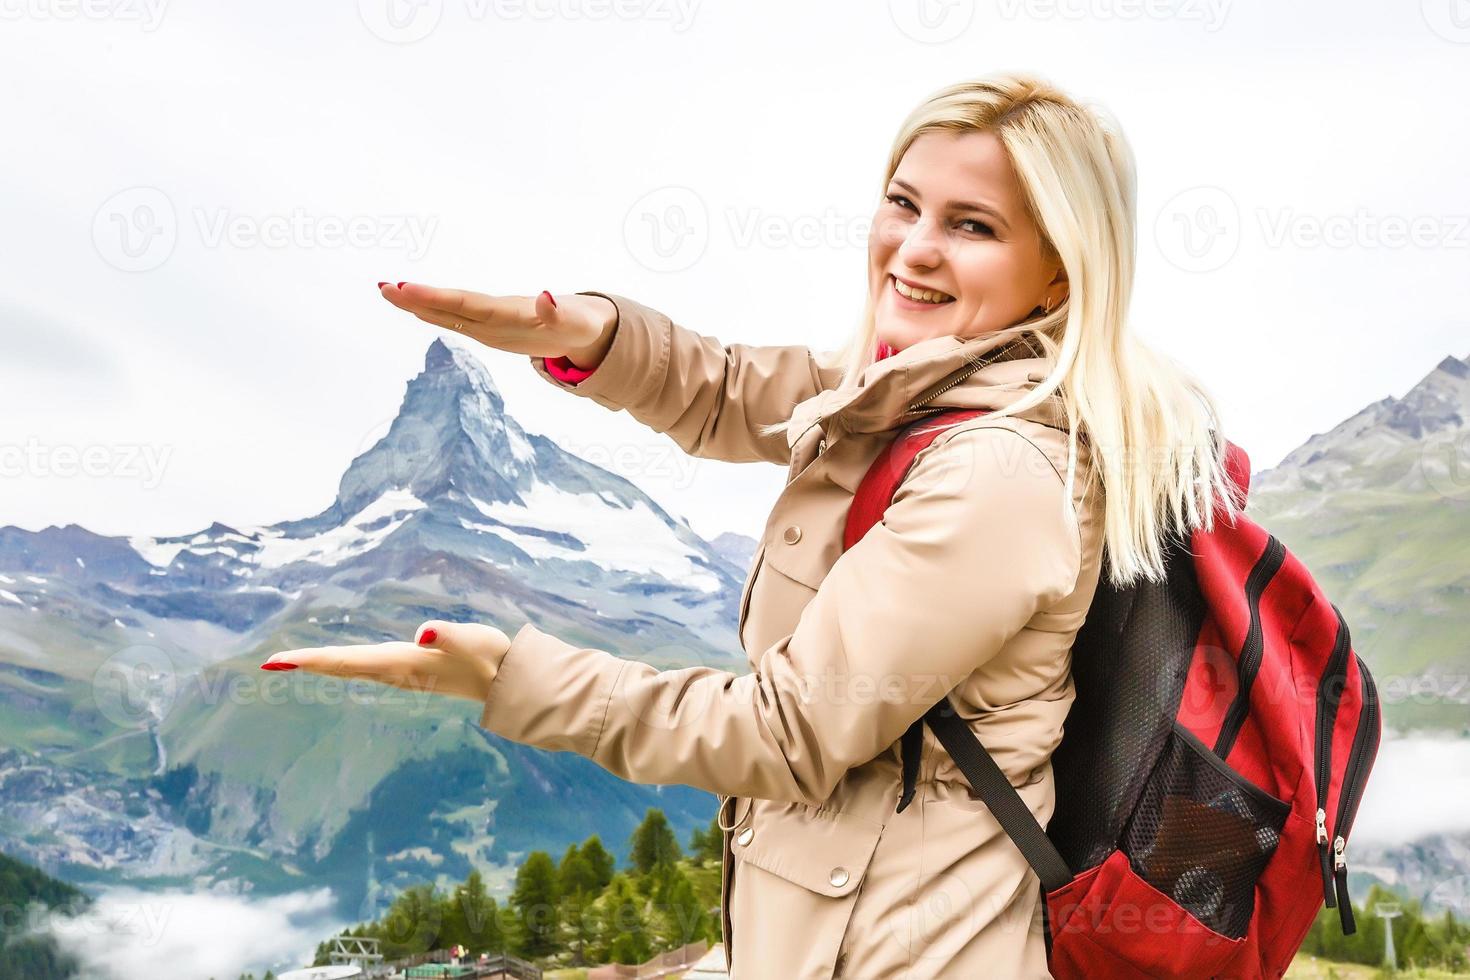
532,288,558,325
415,619,511,702
379,282,549,346
394,282,526,322
379,286,490,338
414,619,506,657
407,306,476,334
261,642,423,683
256,622,508,705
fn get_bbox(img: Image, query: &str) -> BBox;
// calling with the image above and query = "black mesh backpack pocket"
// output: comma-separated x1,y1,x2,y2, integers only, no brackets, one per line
1121,721,1290,939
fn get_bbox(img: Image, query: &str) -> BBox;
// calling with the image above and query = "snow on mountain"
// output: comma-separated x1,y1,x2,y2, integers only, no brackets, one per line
127,489,429,574
461,484,722,593
1,337,749,660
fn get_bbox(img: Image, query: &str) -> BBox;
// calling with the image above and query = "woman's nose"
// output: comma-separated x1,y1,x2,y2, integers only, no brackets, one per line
897,218,945,264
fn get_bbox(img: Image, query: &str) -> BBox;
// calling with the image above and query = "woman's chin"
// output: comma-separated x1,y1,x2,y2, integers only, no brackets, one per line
875,322,936,350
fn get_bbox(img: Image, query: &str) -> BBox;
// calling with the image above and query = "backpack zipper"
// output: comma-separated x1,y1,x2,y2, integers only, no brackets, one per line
1313,604,1353,907
1213,535,1287,757
1330,657,1380,936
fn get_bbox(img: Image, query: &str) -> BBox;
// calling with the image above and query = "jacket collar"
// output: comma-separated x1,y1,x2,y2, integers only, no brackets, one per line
785,327,1067,455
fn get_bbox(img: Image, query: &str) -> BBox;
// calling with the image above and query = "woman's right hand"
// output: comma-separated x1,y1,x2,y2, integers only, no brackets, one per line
377,282,618,369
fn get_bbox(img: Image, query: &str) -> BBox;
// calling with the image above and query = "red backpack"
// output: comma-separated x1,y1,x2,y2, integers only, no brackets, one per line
844,407,1381,980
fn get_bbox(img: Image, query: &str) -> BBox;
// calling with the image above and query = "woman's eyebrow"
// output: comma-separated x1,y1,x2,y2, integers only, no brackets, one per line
890,177,1010,230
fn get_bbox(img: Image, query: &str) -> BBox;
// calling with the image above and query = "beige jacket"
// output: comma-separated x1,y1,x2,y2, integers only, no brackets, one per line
477,292,1107,978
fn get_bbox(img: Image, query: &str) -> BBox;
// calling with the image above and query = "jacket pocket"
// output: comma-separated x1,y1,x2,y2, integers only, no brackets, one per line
736,541,766,643
729,799,884,978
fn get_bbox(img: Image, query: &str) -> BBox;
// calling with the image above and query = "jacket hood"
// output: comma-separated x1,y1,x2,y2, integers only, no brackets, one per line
785,327,1068,455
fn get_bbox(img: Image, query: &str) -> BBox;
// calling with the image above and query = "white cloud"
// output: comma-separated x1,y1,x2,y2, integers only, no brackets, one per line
0,1,1465,546
31,885,348,980
1352,737,1470,847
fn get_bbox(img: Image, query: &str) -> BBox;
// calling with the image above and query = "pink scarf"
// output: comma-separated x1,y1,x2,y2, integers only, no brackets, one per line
875,341,897,362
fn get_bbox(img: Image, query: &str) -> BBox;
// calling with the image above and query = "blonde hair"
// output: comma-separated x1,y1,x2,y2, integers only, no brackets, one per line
759,71,1242,589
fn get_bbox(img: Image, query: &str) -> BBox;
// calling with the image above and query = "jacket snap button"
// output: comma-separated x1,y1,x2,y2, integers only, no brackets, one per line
829,867,850,888
782,525,802,544
736,827,753,846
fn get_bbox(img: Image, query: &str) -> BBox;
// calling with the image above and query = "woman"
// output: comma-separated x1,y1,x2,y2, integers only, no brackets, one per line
263,72,1239,977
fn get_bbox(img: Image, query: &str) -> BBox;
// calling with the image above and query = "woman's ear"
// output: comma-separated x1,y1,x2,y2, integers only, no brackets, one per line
1046,262,1070,309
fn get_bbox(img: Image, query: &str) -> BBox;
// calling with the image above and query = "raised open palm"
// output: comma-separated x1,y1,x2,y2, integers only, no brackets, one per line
260,621,513,705
377,281,616,363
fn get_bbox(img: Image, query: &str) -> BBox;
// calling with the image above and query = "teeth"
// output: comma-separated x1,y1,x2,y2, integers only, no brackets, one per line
892,276,952,304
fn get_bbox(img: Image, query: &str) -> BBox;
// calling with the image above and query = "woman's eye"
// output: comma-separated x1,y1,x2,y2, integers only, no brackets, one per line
885,194,991,236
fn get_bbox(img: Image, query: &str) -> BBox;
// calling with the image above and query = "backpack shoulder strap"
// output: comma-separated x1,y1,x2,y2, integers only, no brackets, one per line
844,407,1073,894
842,408,989,549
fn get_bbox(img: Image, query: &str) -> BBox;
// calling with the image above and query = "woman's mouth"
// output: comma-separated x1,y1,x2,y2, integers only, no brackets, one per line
889,274,955,309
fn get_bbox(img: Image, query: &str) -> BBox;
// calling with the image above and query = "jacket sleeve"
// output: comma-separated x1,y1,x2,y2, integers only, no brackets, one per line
533,291,841,466
476,424,1083,806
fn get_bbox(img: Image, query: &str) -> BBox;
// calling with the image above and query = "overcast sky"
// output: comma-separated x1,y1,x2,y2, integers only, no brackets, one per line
2,0,1467,545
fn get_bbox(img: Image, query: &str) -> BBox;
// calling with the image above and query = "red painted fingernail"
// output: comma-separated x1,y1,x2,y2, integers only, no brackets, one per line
418,628,438,646
396,281,407,289
541,291,556,309
261,662,298,671
377,281,388,288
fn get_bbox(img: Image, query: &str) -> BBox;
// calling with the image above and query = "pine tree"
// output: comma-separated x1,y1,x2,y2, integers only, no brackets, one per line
379,882,445,957
687,812,723,867
629,808,682,875
557,845,601,965
509,851,561,958
595,873,650,965
649,863,712,949
579,835,616,891
444,869,502,955
1299,883,1470,970
558,844,600,899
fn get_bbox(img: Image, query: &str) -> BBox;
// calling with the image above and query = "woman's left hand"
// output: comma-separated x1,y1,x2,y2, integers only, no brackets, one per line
259,620,511,704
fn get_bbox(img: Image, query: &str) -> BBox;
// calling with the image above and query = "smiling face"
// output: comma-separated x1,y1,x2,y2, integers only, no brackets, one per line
868,129,1068,351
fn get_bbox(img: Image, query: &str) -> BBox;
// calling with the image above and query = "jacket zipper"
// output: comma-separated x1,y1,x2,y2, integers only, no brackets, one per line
1313,604,1353,907
904,357,989,414
1330,656,1380,936
1213,535,1287,757
901,333,1047,420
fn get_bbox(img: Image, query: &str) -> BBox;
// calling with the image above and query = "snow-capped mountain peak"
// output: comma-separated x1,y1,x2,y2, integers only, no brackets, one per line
2,339,754,651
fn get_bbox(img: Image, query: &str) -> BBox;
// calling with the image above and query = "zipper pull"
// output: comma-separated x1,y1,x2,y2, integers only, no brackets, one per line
1316,807,1336,907
1332,836,1356,935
